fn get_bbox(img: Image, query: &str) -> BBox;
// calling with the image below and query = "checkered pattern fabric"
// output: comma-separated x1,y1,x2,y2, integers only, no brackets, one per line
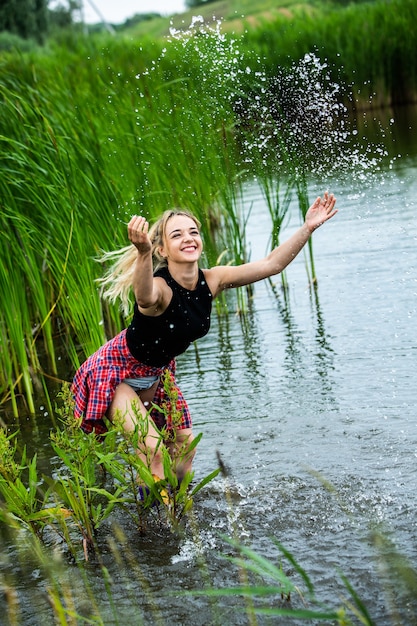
72,330,191,435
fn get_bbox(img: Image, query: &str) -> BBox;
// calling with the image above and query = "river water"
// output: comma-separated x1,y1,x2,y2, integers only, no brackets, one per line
2,106,417,625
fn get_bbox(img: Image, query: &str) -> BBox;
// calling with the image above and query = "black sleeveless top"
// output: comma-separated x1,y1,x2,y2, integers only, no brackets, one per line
126,267,213,367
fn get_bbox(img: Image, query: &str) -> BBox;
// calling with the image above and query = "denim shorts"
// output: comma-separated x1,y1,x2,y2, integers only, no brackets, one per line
123,376,159,391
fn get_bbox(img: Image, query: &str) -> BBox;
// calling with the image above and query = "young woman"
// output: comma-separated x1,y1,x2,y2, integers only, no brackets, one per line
72,193,337,482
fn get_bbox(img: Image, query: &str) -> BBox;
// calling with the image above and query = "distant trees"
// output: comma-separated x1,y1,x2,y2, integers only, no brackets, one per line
185,0,217,8
122,13,161,29
0,0,48,42
0,0,82,43
49,1,83,29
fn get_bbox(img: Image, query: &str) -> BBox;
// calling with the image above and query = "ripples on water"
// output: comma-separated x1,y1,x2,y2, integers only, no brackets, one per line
175,150,417,623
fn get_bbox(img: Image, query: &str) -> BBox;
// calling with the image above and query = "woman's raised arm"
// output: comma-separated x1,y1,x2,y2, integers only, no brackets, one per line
127,216,166,311
205,192,337,297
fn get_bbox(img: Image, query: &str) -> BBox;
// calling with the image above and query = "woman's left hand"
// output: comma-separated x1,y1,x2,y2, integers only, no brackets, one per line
305,192,338,233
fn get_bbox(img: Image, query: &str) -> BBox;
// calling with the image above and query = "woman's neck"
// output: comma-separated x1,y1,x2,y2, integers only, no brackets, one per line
167,261,199,290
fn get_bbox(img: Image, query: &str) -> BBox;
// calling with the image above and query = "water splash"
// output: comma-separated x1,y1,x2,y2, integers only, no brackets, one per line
234,52,389,184
137,17,388,188
165,15,255,117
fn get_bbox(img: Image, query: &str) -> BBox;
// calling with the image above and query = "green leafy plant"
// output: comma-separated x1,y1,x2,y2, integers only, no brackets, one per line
46,384,127,558
35,381,221,554
0,427,56,539
187,535,381,624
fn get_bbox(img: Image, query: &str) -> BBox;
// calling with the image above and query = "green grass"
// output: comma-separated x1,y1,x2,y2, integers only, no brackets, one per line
0,23,245,413
128,0,322,39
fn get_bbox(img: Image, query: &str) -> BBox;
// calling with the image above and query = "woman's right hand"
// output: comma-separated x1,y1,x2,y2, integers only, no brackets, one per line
128,215,152,254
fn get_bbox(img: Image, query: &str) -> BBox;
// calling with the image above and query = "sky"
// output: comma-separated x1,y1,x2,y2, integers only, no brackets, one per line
79,0,186,24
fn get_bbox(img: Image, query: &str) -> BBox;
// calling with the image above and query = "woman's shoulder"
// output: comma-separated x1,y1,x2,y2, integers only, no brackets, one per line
201,266,226,299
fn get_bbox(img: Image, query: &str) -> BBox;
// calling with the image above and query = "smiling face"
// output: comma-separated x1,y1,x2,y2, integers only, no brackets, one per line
159,214,203,264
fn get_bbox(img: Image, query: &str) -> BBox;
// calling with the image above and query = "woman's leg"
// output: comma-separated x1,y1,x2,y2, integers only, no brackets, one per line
107,381,166,479
167,428,196,482
149,373,196,481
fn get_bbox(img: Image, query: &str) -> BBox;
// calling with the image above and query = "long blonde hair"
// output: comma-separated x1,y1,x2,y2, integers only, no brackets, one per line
97,209,201,316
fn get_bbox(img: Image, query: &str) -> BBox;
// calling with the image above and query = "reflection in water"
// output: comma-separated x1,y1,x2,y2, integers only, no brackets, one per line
215,313,233,393
238,306,262,385
266,275,306,376
310,283,337,397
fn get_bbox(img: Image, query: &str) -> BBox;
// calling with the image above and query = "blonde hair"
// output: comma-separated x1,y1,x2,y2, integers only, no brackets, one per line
97,209,201,316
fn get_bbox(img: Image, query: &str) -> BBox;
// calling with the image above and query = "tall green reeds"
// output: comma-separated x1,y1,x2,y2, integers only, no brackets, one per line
0,68,125,414
0,22,243,413
0,14,380,415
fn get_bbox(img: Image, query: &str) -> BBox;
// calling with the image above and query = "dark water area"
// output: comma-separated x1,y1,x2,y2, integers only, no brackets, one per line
2,105,417,625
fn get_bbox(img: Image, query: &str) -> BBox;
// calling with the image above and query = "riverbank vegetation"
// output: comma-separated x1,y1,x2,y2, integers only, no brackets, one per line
0,0,407,417
125,0,417,109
